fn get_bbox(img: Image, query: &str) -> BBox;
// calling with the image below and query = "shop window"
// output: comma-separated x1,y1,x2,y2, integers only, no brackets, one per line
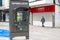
5,13,9,22
0,0,2,6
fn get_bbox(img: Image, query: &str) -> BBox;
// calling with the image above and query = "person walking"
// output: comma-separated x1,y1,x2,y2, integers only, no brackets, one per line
41,16,45,27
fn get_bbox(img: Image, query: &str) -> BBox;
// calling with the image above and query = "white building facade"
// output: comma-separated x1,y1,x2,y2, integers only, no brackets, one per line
55,0,60,27
0,0,10,22
29,0,60,27
0,0,9,10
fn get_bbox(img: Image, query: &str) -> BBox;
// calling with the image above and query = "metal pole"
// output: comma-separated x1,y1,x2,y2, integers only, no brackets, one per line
2,12,3,22
52,0,55,28
52,13,55,28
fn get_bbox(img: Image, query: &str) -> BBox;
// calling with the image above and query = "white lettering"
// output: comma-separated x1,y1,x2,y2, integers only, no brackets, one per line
12,2,28,5
38,7,44,10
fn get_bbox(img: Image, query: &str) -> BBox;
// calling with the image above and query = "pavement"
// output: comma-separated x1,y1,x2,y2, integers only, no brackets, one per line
0,22,9,30
0,22,60,40
30,25,60,40
0,22,27,40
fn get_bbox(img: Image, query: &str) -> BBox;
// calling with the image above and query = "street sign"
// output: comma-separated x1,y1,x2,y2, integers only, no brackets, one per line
0,29,10,37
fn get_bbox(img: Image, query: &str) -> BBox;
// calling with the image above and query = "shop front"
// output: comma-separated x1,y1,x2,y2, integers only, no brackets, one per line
2,9,9,22
30,5,55,27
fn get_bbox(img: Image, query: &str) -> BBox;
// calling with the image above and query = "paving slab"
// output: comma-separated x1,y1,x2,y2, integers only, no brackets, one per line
30,25,60,40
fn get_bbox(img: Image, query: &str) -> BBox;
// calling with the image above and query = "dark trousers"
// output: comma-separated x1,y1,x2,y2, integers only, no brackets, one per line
42,22,44,27
3,14,5,22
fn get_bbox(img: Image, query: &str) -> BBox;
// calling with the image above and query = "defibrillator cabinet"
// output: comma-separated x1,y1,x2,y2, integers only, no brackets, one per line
9,0,29,40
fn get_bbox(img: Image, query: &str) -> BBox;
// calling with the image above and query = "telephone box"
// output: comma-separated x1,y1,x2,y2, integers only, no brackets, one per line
9,0,29,40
